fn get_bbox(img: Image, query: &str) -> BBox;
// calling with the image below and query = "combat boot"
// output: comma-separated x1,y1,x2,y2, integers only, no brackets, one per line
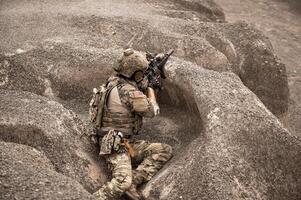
125,184,144,200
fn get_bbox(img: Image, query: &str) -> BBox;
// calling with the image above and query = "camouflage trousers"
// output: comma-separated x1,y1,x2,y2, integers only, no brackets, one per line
93,139,173,200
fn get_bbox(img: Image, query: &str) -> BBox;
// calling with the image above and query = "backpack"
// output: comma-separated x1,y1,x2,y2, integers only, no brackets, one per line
89,77,120,135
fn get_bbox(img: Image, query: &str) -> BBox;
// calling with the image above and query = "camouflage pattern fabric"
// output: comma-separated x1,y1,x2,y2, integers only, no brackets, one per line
94,71,172,200
114,49,149,78
118,83,156,118
101,81,156,135
130,140,173,184
94,152,132,200
93,139,173,200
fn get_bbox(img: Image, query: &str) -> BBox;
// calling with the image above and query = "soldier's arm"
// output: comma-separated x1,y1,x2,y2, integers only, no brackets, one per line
146,87,160,116
119,84,159,118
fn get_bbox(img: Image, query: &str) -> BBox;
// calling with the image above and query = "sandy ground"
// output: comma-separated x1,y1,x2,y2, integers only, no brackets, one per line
215,0,301,137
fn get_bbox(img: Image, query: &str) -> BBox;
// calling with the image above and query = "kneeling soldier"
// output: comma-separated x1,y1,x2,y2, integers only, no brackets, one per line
93,49,173,200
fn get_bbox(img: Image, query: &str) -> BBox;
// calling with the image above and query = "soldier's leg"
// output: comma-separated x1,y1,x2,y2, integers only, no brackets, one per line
131,140,173,185
94,153,132,200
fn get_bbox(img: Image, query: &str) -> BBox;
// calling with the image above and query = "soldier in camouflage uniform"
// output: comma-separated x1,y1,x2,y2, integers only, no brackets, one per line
93,49,173,200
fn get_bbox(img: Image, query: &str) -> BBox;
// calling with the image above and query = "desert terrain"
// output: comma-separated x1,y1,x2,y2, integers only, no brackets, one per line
0,0,300,199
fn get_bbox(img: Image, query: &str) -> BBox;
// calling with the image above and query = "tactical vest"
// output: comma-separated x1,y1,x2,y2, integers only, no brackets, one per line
101,78,142,137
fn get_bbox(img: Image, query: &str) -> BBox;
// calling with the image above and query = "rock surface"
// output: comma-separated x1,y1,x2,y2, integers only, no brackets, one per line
0,141,94,200
143,58,301,200
0,89,106,192
0,0,288,114
0,0,300,199
215,0,301,137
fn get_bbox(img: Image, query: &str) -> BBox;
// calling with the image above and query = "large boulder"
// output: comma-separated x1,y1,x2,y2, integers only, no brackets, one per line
0,141,94,200
171,0,225,21
0,89,106,192
142,58,301,200
0,44,119,102
0,0,289,115
0,54,45,96
132,19,289,115
0,0,297,199
214,22,289,115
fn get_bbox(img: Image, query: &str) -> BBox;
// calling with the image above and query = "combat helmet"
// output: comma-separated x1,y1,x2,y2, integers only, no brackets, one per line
114,49,149,78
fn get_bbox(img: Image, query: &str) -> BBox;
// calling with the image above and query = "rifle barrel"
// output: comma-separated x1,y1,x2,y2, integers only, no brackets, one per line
167,49,174,56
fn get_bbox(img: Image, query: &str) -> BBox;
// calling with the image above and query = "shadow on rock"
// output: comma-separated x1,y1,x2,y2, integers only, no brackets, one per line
0,89,107,193
0,141,94,200
142,58,300,200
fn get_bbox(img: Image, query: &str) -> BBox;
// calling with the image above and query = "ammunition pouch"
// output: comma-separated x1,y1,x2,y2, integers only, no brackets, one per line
99,130,135,157
99,130,123,156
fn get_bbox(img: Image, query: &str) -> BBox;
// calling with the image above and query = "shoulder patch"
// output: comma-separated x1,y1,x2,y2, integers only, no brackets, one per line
131,91,149,112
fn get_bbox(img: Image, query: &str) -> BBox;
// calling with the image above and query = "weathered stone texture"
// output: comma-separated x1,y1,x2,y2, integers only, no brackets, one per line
0,0,298,199
0,142,94,200
142,59,301,200
0,89,106,192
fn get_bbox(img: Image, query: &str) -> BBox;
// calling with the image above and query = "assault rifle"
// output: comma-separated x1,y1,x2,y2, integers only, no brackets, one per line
145,49,174,90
